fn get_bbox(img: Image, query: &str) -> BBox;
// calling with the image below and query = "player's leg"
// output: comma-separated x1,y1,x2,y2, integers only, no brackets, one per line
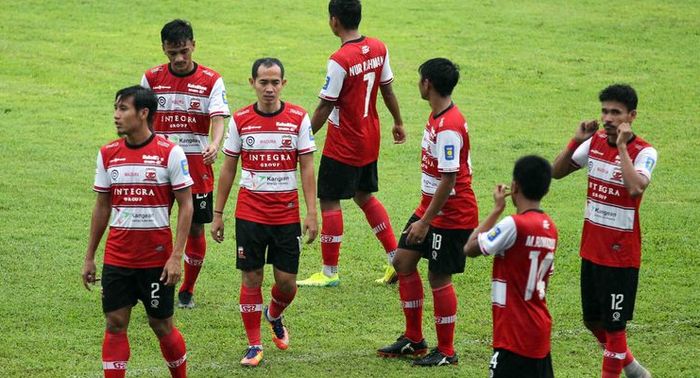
101,265,137,378
236,218,266,367
178,192,213,308
148,316,187,378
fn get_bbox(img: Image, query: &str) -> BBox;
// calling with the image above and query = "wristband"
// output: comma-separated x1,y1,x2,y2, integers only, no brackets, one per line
214,210,224,215
567,139,582,152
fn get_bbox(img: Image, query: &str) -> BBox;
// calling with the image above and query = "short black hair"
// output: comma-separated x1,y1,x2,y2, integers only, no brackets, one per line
328,0,362,30
513,155,552,201
419,58,460,97
599,84,637,112
115,85,158,126
161,19,194,45
252,57,285,79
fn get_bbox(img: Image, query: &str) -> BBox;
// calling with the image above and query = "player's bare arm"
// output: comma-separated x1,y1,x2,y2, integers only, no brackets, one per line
211,154,239,243
310,99,335,134
552,120,598,179
299,153,318,243
464,184,510,257
161,187,193,286
82,192,111,290
616,122,650,197
202,115,225,165
405,172,457,244
379,83,406,144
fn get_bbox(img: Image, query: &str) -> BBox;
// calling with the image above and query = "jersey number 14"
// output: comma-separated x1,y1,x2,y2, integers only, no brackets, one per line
525,251,554,301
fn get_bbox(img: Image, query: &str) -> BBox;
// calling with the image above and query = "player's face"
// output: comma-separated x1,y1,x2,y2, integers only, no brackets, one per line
251,65,286,108
600,101,637,140
163,39,195,74
418,77,429,100
113,96,144,137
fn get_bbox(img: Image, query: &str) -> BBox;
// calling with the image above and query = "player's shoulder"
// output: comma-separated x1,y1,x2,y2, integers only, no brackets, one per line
100,138,125,154
630,134,653,150
283,102,308,118
437,105,467,132
196,64,223,80
144,63,168,79
232,104,256,122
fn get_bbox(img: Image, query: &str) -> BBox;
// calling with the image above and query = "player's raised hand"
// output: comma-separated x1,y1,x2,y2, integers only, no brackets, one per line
392,124,406,144
574,120,598,142
160,256,182,286
211,216,225,243
616,122,633,146
493,184,511,212
303,213,318,244
81,258,97,290
202,144,219,165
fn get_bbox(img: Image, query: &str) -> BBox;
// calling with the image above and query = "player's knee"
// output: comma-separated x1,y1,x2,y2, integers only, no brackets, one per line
105,315,129,333
352,192,372,207
242,269,264,288
189,223,204,236
147,317,173,338
427,272,451,289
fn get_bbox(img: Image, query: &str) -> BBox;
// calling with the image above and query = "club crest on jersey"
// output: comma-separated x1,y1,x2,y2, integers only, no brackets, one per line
487,227,501,241
280,135,293,149
611,168,623,182
180,159,189,175
188,99,201,111
444,145,455,161
144,168,157,182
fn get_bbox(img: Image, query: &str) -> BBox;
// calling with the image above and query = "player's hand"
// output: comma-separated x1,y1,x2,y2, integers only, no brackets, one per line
493,184,511,212
574,120,598,142
392,124,406,144
202,144,219,165
303,213,318,244
211,216,225,243
616,122,633,147
404,218,429,245
81,258,98,291
160,256,182,286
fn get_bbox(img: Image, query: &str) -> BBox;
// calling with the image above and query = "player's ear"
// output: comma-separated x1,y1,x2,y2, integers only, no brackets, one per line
249,78,255,87
139,107,149,122
281,79,287,87
628,109,637,123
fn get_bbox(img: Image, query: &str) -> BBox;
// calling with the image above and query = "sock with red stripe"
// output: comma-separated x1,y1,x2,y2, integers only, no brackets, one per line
180,233,206,294
360,197,398,262
432,283,457,357
268,284,297,319
158,327,187,378
240,285,263,346
602,329,627,378
398,270,424,342
102,330,129,378
320,209,343,275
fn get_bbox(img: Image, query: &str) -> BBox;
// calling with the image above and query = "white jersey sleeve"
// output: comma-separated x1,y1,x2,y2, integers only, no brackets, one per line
477,216,517,256
93,151,111,192
379,49,394,85
167,146,194,190
633,146,658,180
297,113,317,155
140,74,150,89
222,117,241,157
319,59,346,101
571,137,592,168
208,77,231,118
436,129,463,173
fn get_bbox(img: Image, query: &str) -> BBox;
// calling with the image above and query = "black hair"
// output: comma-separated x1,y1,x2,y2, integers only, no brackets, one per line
328,0,362,30
513,155,552,201
418,58,460,97
251,57,285,79
599,84,637,111
161,19,194,45
115,85,158,126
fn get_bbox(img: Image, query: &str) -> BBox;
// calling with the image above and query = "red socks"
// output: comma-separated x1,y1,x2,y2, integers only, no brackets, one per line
360,197,398,255
269,284,297,319
102,330,129,378
398,271,424,342
180,233,206,294
602,329,627,378
592,328,635,368
240,285,263,346
433,283,457,357
158,327,187,378
320,209,343,267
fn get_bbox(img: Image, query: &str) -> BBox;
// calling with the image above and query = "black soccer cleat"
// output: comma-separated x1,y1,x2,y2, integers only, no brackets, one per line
412,348,458,367
177,291,195,309
377,335,428,358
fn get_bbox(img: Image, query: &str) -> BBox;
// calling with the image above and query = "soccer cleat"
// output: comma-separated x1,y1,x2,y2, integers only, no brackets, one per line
240,346,263,367
177,291,195,309
377,335,428,358
296,272,340,287
374,265,398,285
412,348,458,366
264,306,290,350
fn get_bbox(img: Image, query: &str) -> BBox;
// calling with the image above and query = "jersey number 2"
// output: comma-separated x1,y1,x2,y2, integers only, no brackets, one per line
362,72,376,118
525,251,553,301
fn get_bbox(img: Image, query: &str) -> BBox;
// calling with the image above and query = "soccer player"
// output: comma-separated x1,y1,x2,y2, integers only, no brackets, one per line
464,155,558,378
141,19,231,308
297,0,406,287
211,58,318,367
551,84,656,378
377,58,478,366
82,86,193,378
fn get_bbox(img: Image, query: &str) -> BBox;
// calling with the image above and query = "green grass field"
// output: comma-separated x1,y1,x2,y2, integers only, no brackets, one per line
1,0,699,376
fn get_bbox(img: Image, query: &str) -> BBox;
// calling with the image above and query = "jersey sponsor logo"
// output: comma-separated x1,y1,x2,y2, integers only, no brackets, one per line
487,227,502,241
644,157,655,171
158,96,166,107
245,136,256,147
144,168,157,182
361,45,370,54
222,90,228,105
188,99,201,111
543,219,551,230
585,199,635,231
444,145,455,161
289,108,304,116
187,83,208,94
110,169,119,181
152,85,170,90
143,154,165,164
309,125,315,141
180,159,189,175
109,157,126,164
322,76,330,90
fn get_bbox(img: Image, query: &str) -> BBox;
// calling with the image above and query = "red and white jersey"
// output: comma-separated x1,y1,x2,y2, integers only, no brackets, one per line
141,63,231,194
571,131,657,268
318,36,393,166
477,210,558,359
94,135,193,268
222,102,316,225
415,104,478,229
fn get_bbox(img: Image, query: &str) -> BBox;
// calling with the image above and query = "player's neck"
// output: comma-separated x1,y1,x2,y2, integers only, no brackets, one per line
125,127,153,147
429,96,453,116
339,29,362,44
256,100,282,115
515,198,541,214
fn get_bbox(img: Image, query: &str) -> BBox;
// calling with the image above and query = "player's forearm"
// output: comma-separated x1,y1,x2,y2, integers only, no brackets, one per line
617,145,647,197
421,173,456,224
172,189,193,259
311,100,334,134
299,154,318,217
85,194,111,260
214,156,238,213
380,84,403,125
209,116,225,147
552,147,576,179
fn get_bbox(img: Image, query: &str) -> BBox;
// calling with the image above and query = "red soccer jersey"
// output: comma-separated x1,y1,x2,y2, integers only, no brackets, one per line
141,63,231,194
318,36,393,166
94,135,193,268
222,102,316,225
414,104,478,229
477,210,559,359
571,131,657,268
